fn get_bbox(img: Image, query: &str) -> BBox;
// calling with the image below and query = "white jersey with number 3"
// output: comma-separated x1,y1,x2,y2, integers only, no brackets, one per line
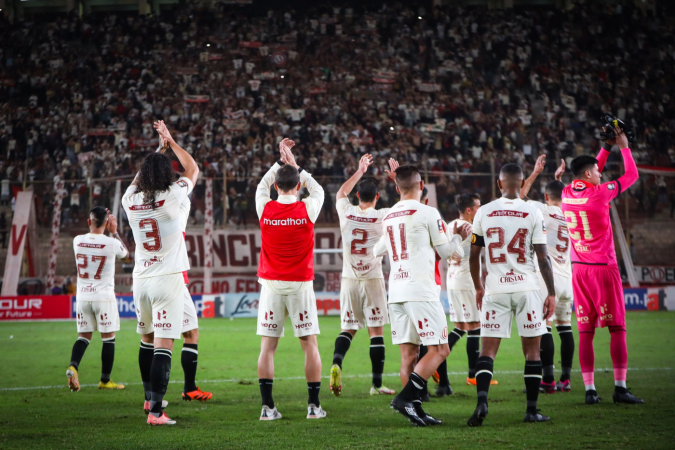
122,176,194,278
472,197,546,295
337,197,389,279
376,199,449,303
526,200,571,278
73,233,128,301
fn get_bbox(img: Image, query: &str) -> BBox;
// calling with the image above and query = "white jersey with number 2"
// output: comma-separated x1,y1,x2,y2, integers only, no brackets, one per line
122,176,194,278
472,197,546,295
375,199,449,303
337,197,389,280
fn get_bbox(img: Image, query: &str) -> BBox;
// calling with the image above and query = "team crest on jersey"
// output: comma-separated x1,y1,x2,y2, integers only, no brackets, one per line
498,269,527,285
571,180,588,191
176,180,188,188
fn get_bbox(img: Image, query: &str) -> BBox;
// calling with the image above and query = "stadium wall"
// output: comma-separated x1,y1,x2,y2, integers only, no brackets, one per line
1,287,674,321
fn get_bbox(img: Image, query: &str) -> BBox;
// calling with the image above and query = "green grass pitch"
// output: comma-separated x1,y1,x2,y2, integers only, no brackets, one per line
1,313,674,449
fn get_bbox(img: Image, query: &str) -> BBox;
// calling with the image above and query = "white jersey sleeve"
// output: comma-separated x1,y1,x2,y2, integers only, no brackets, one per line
73,234,123,301
527,201,571,278
475,197,542,295
382,200,445,303
446,219,475,291
122,176,194,278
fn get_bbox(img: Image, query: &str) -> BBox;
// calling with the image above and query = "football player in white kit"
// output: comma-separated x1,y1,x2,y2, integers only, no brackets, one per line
374,165,471,427
122,120,199,426
467,163,556,427
155,137,212,404
67,207,128,391
521,155,574,393
330,154,396,397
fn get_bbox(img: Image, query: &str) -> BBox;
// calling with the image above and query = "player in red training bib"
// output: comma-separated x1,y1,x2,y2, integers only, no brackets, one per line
561,127,643,405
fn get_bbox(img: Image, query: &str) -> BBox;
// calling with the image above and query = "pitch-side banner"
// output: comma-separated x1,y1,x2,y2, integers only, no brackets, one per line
0,295,72,320
184,228,345,272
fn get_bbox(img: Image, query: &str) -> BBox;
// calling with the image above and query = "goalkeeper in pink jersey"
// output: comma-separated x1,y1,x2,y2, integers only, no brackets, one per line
561,127,643,405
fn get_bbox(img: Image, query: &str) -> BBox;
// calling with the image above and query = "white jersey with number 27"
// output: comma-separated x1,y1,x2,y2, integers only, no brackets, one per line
122,176,194,278
337,197,389,280
375,199,449,303
73,233,128,301
472,197,546,295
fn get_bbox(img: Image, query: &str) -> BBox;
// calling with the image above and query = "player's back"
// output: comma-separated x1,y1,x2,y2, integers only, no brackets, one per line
561,179,620,266
473,197,546,295
446,218,474,291
337,197,388,279
382,199,448,303
73,233,127,301
122,177,193,278
527,201,571,278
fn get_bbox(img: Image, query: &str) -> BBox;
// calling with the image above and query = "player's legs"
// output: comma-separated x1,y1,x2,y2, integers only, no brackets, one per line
258,335,279,408
363,279,390,393
256,284,286,416
536,272,556,392
467,337,500,427
180,287,210,401
99,332,118,387
555,277,575,390
331,278,363,390
299,335,324,414
92,300,122,389
572,264,600,402
68,301,97,391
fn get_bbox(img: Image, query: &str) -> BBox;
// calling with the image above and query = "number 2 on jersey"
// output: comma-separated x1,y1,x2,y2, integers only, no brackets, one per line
564,211,593,240
350,228,368,255
386,224,409,262
486,227,528,264
76,254,107,279
139,218,162,251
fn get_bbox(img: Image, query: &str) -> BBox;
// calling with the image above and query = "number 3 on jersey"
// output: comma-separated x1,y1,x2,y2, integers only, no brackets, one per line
387,224,409,262
486,227,528,264
139,218,162,251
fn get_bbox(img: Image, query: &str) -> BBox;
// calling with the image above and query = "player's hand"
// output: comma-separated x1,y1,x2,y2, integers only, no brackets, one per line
554,159,566,181
614,126,629,149
154,120,175,145
533,154,546,175
475,286,485,311
454,221,472,240
602,126,616,146
358,153,373,174
105,209,117,234
384,158,399,181
279,138,299,169
543,295,556,321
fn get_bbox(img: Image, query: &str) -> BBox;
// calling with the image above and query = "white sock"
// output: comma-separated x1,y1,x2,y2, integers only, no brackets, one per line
585,383,596,392
615,380,627,389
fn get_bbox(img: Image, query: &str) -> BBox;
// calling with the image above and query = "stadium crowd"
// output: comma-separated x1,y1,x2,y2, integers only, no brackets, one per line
0,1,674,226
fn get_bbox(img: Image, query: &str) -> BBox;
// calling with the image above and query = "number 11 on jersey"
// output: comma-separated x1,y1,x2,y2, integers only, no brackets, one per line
387,224,409,262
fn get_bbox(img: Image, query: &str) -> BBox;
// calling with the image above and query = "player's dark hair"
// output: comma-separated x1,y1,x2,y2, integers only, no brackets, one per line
137,153,176,207
455,193,480,213
89,206,108,228
499,163,523,178
546,180,565,201
275,165,300,192
395,165,422,194
570,155,598,178
357,179,379,203
421,186,429,202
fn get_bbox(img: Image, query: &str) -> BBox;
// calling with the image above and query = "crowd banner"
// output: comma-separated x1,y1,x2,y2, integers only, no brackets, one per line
203,178,214,293
46,180,67,291
0,295,71,320
1,190,34,296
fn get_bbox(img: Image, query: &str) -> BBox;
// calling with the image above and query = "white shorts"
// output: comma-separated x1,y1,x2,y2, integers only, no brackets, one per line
181,285,199,333
481,290,546,338
389,301,448,346
134,273,185,339
256,284,320,338
339,278,389,330
537,272,573,323
447,289,480,323
76,301,120,333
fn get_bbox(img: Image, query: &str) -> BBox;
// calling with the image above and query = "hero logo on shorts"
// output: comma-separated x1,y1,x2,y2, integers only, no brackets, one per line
368,307,384,322
599,303,614,321
99,313,112,327
499,269,527,285
523,310,541,330
343,310,359,324
576,305,590,324
482,310,500,330
261,310,277,329
154,310,172,329
295,310,313,330
417,318,435,338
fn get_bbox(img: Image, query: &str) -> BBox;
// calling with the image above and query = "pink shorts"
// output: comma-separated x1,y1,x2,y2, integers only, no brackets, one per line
572,264,626,332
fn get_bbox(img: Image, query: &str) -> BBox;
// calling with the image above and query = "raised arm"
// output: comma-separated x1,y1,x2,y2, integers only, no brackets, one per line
255,139,294,219
155,120,199,186
614,128,638,192
280,143,325,223
521,154,545,199
106,211,129,258
336,154,373,200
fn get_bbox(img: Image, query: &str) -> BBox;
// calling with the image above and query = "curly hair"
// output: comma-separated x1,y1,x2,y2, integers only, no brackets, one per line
136,153,176,207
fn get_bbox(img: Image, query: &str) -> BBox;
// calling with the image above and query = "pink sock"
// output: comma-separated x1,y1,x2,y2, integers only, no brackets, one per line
609,326,628,386
579,331,596,388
